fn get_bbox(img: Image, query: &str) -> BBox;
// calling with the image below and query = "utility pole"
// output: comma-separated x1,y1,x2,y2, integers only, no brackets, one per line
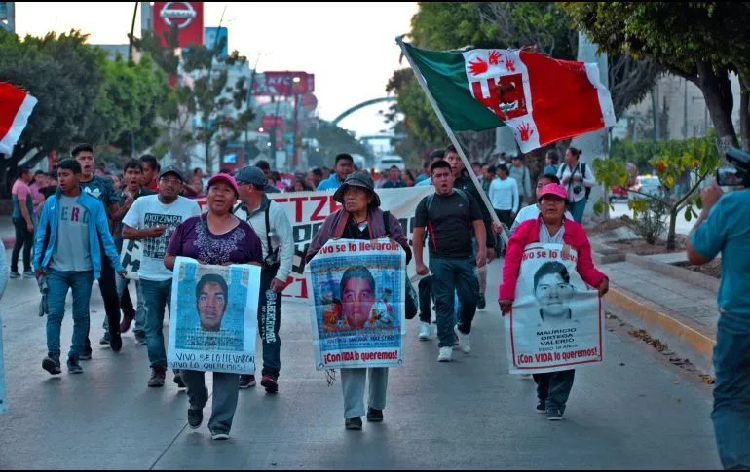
292,92,300,171
128,1,138,158
243,53,261,167
203,4,228,174
683,79,688,139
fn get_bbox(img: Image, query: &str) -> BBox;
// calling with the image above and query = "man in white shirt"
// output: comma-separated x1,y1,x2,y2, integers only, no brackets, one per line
233,166,294,393
489,164,519,232
122,165,202,388
556,147,596,223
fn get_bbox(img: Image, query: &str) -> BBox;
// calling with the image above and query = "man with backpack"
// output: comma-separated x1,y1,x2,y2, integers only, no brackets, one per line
413,160,487,363
233,166,294,393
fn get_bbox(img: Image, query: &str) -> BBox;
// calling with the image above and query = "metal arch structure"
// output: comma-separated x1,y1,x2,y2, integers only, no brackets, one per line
331,96,397,127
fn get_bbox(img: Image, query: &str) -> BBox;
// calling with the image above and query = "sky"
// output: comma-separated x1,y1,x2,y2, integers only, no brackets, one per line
15,2,419,138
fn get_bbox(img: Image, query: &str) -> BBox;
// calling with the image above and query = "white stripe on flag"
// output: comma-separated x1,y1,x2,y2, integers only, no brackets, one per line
583,63,617,128
0,93,38,155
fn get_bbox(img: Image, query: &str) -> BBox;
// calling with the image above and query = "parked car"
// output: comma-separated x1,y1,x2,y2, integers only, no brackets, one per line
628,175,663,202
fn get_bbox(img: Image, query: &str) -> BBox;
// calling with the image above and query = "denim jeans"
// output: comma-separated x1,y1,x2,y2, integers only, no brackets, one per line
711,311,750,470
141,278,172,369
11,217,33,273
116,273,145,335
258,267,282,379
46,270,94,361
429,256,479,348
567,199,587,224
533,369,576,413
85,250,121,347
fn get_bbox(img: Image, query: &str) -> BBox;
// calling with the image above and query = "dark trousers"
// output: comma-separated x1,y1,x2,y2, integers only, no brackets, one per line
533,369,576,412
121,284,134,315
258,267,282,379
84,249,121,350
429,256,478,347
418,276,433,323
11,217,33,273
494,209,512,251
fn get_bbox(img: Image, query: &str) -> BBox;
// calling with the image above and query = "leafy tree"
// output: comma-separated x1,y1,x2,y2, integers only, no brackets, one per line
561,2,750,153
312,121,372,167
593,129,721,249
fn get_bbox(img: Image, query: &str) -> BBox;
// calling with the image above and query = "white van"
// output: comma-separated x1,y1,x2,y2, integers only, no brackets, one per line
377,155,405,171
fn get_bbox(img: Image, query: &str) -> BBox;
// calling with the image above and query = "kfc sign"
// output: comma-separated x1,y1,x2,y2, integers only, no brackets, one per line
252,72,315,96
153,2,205,48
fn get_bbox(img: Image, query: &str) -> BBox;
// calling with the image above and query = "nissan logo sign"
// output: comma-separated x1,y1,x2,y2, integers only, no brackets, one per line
160,2,197,29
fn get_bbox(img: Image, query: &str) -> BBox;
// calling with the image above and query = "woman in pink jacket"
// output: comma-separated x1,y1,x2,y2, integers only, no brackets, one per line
499,183,609,420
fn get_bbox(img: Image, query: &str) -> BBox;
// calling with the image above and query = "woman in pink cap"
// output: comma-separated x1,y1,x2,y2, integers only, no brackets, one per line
498,183,609,421
165,173,262,441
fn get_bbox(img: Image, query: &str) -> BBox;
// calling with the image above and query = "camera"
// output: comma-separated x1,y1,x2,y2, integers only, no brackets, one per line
572,186,582,195
718,147,750,187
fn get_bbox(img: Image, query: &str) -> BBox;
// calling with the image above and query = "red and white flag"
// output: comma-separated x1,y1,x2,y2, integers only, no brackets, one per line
0,83,38,154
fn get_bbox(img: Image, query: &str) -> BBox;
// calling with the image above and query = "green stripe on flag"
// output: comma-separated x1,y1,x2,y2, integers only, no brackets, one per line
403,42,505,132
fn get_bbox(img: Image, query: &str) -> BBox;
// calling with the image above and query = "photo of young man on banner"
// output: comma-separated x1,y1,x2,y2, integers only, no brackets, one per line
306,237,406,370
168,257,260,375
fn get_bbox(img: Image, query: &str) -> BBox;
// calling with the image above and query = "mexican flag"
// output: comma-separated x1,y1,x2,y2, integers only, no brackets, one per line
401,42,616,153
0,83,38,155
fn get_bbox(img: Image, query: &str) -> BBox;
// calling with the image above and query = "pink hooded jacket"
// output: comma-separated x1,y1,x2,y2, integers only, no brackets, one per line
499,217,607,301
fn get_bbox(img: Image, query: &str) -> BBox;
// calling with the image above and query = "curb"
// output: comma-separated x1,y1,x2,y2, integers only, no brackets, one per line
607,286,716,376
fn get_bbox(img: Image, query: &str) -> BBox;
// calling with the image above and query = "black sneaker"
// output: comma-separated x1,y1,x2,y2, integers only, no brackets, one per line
99,333,110,345
536,400,546,414
67,358,83,374
187,407,203,429
109,332,122,352
9,271,19,279
345,417,362,430
366,408,384,422
173,371,186,389
134,331,147,345
42,356,61,375
79,348,93,361
239,375,256,389
546,406,564,421
477,294,486,310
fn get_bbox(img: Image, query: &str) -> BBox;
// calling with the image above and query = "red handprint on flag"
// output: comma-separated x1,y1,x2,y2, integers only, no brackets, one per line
505,57,516,72
468,56,488,76
518,122,534,142
489,51,502,65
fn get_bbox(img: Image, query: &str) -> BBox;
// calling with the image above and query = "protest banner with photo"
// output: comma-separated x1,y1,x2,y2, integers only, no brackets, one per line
195,186,432,302
305,237,406,370
0,315,7,414
505,243,604,374
120,239,142,280
167,257,260,375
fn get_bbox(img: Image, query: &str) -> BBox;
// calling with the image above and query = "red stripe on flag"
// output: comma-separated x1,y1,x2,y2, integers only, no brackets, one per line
520,53,605,145
0,83,26,142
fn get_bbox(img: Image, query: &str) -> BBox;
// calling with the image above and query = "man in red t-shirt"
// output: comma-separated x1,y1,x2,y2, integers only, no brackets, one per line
11,165,35,278
139,154,160,192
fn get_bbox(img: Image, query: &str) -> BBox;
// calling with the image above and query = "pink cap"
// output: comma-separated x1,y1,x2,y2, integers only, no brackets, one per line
539,183,568,201
206,173,240,196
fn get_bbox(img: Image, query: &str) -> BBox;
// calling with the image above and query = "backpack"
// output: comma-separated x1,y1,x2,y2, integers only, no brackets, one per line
383,210,418,320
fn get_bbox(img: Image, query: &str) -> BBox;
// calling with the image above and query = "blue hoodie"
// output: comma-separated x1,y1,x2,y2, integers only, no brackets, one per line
33,188,124,279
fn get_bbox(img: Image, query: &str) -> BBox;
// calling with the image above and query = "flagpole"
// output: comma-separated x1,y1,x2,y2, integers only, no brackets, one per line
395,35,507,244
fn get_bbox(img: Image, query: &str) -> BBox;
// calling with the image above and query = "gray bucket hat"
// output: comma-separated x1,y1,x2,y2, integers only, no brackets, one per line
332,171,381,208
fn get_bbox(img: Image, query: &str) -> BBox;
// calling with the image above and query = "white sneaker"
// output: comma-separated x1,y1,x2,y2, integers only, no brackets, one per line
453,325,470,353
519,373,533,380
437,346,452,362
418,322,431,341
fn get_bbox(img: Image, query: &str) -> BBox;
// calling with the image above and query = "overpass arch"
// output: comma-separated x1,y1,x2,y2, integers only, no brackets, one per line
331,96,397,127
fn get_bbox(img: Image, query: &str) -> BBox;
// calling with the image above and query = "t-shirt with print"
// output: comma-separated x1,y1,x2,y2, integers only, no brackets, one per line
79,175,121,213
123,195,201,281
167,214,262,266
50,195,93,272
415,190,482,259
114,187,156,252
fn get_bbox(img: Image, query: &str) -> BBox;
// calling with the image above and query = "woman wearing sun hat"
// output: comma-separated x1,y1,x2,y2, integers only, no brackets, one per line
306,171,411,430
499,183,609,421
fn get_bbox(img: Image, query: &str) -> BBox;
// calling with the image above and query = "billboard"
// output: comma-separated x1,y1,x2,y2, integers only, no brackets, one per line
252,72,315,96
205,26,228,56
153,2,205,48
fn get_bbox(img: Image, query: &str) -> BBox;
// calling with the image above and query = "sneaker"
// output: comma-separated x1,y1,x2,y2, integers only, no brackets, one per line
261,375,278,393
99,333,110,346
9,271,20,279
546,406,564,421
147,367,167,387
454,325,471,354
119,309,135,333
173,371,186,389
42,356,61,375
345,417,362,430
133,331,147,345
187,407,203,429
67,358,83,374
520,373,533,380
477,294,486,310
536,401,546,414
79,348,93,361
437,346,452,362
366,408,384,422
23,271,35,278
211,431,230,441
239,375,256,389
418,322,431,341
109,332,122,352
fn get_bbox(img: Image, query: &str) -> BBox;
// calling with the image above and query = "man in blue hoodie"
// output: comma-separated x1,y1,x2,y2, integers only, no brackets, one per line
33,159,126,376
